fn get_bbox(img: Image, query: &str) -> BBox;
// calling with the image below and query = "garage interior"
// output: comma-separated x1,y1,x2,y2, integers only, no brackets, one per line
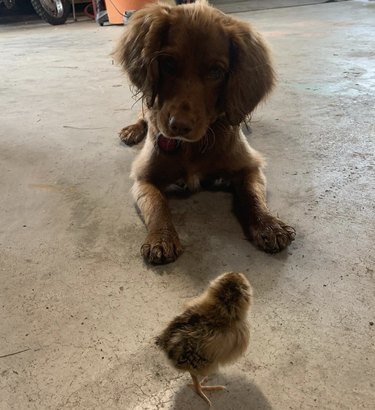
0,1,374,409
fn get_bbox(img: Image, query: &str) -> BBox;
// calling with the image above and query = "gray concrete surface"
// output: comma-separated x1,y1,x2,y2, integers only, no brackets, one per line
1,1,374,409
212,0,337,14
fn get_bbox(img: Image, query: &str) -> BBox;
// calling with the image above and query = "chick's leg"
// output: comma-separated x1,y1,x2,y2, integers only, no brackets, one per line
189,374,226,406
190,373,212,406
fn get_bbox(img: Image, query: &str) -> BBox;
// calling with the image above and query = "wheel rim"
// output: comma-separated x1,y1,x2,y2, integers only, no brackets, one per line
39,0,65,18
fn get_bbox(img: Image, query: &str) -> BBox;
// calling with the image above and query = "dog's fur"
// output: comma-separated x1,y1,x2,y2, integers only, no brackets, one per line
115,1,295,264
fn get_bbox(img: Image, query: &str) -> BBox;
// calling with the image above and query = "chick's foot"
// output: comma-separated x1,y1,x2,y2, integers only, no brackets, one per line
189,374,226,406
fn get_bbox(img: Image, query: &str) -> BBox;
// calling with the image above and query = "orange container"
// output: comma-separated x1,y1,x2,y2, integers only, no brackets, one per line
105,0,156,25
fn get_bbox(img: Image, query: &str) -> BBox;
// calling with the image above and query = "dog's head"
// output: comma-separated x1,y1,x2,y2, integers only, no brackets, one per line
115,1,275,142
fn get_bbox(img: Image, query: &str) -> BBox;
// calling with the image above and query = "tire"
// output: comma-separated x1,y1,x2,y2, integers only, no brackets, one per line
30,0,70,25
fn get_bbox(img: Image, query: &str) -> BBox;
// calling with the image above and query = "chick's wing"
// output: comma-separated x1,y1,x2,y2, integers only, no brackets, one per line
156,310,219,372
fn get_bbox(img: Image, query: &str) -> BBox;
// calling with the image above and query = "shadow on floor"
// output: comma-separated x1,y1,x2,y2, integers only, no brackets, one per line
171,374,273,410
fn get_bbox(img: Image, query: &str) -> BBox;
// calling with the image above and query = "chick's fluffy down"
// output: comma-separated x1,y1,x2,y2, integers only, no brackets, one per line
155,272,252,377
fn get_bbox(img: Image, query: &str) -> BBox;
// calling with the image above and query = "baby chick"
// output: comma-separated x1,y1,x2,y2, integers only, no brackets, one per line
155,272,252,406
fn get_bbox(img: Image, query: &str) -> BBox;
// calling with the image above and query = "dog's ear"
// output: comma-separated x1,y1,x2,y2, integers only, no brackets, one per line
224,20,275,125
113,4,171,106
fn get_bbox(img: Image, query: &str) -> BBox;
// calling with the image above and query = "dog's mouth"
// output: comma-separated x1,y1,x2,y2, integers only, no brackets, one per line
157,114,208,145
157,134,182,153
157,132,204,143
157,132,206,153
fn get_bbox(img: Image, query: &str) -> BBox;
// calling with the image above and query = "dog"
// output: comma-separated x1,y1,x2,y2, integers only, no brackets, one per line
115,0,295,264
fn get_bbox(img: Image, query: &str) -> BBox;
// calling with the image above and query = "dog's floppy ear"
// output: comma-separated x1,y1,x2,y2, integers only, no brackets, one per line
224,20,275,125
114,4,171,106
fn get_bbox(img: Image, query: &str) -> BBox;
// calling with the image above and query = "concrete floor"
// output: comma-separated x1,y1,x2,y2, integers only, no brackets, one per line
1,1,374,409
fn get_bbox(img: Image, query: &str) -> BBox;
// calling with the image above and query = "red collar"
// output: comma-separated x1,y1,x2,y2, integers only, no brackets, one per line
157,134,181,154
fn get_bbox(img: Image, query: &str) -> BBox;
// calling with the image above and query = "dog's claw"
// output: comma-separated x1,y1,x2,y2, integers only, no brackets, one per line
141,232,183,264
119,121,147,146
252,217,295,253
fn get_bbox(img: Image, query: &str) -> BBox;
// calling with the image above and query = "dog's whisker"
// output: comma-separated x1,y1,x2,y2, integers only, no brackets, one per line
199,127,215,154
206,127,216,152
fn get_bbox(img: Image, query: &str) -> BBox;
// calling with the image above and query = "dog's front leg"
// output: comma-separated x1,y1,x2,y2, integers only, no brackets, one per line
233,168,296,253
132,180,183,264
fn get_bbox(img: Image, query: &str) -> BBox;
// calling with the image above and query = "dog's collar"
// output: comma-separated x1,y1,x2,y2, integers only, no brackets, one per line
157,134,181,154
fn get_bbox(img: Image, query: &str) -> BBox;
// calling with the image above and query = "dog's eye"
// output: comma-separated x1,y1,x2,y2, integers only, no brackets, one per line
207,66,225,81
160,57,178,76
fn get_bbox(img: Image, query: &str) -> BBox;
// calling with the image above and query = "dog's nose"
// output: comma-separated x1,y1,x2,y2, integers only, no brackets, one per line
168,116,192,136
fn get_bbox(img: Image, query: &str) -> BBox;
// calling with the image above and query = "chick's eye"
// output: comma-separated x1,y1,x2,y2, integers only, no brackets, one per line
160,57,178,76
207,66,225,81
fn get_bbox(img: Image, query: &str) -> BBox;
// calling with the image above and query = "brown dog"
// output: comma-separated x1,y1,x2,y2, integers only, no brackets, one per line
115,1,295,264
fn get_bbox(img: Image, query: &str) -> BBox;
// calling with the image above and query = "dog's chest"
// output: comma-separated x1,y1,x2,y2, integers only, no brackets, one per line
172,173,231,193
186,174,201,191
172,173,201,192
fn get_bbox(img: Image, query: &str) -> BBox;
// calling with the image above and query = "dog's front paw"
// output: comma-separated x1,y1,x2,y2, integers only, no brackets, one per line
119,121,147,146
141,230,183,264
251,215,296,254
